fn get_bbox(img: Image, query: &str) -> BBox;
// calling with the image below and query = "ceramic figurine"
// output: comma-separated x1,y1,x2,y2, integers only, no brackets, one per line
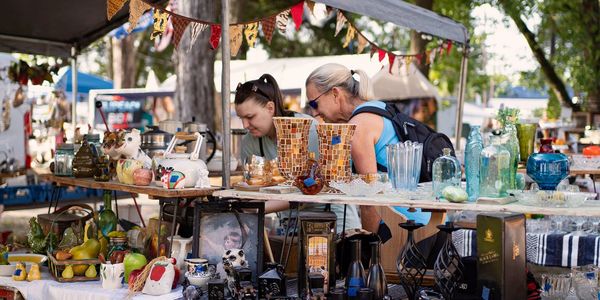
12,262,26,281
114,129,152,168
116,159,144,185
154,132,210,188
102,131,122,160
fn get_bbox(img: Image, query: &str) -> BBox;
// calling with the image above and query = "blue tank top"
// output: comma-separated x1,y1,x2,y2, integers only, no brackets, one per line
352,101,431,224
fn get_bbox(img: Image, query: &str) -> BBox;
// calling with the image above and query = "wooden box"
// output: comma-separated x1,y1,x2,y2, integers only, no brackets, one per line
47,251,100,282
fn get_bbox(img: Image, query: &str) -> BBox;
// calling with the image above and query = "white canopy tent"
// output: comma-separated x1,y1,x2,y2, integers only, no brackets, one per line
371,62,440,100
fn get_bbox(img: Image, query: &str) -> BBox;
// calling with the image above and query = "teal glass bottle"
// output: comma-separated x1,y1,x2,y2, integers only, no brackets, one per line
465,126,483,201
502,124,520,189
98,190,118,237
432,148,461,199
479,131,511,198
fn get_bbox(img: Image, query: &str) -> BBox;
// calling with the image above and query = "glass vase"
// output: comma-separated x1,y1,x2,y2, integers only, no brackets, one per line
317,123,356,186
432,148,461,199
516,123,537,162
273,117,313,185
396,220,427,300
98,190,118,237
480,131,511,198
502,124,520,189
433,222,464,300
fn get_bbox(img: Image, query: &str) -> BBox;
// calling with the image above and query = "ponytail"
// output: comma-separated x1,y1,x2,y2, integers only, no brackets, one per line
234,73,293,117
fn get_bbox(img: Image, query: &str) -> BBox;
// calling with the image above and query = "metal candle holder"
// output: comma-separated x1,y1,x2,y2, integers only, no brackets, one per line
433,222,464,299
397,220,427,300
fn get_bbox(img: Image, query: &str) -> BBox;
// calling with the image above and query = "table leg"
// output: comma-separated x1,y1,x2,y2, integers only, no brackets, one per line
169,198,180,258
592,174,598,199
158,199,163,256
113,190,119,220
130,193,146,228
192,199,200,258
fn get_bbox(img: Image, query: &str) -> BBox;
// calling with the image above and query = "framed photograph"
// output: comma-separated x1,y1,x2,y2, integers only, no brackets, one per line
193,201,265,284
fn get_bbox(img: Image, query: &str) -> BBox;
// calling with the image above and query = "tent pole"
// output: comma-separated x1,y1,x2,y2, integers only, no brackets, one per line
454,47,469,151
221,0,231,188
71,46,78,132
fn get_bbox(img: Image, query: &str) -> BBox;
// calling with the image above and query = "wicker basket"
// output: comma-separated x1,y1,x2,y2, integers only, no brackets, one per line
37,204,94,237
47,251,100,282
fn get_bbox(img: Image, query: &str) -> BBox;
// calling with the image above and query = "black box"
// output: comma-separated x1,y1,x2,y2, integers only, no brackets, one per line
476,213,526,300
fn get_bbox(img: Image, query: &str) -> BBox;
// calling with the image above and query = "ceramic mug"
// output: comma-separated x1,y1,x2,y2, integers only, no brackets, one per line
185,258,209,276
100,263,125,289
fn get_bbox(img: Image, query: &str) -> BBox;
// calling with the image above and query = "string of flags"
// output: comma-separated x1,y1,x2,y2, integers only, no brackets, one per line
106,0,458,70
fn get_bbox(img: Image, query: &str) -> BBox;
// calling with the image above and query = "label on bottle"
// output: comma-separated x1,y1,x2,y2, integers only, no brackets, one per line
331,135,341,145
303,177,316,187
347,277,364,296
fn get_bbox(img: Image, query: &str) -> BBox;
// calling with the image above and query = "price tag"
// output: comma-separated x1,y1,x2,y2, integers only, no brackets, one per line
331,135,341,145
303,177,316,187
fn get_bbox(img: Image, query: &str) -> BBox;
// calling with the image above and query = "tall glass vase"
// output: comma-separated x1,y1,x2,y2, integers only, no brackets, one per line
273,117,313,185
502,124,520,189
465,126,483,201
317,123,356,186
433,222,464,300
397,220,427,300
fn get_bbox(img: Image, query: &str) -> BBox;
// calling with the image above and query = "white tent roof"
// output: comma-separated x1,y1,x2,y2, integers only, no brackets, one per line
371,62,439,100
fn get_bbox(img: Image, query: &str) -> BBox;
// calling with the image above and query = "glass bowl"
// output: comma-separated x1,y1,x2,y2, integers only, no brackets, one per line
329,178,386,197
509,190,596,207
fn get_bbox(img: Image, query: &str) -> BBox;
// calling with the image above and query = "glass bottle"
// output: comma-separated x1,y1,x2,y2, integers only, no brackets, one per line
539,138,555,153
98,190,118,237
345,240,365,300
432,148,461,199
502,124,520,189
465,126,483,201
479,131,511,198
366,241,387,299
54,143,74,176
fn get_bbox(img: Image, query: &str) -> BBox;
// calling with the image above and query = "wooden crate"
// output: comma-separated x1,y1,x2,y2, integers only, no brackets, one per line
47,251,101,282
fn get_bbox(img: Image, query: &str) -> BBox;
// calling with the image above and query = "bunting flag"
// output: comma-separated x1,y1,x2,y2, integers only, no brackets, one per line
209,24,221,50
244,22,259,48
151,10,170,40
335,12,346,37
342,25,356,48
229,24,244,56
429,49,437,64
377,49,386,62
128,0,151,33
388,53,396,73
425,49,431,65
261,16,276,44
306,1,316,15
171,17,190,49
404,56,413,73
290,1,304,30
446,40,453,54
357,34,368,54
188,22,208,51
107,0,127,20
276,9,290,34
370,46,377,60
415,53,423,65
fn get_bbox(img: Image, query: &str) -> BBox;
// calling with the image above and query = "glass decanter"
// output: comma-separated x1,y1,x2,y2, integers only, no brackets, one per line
432,148,461,199
98,190,118,237
479,131,511,198
465,126,483,201
502,124,520,189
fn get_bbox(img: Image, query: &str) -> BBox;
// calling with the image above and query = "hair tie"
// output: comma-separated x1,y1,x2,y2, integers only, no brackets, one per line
350,70,355,75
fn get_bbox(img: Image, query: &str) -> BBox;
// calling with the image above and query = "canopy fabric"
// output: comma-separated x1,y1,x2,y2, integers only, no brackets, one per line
316,0,469,44
55,68,113,94
0,0,164,58
371,62,439,100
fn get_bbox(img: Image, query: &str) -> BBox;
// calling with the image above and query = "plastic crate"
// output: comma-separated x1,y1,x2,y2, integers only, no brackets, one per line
0,185,42,206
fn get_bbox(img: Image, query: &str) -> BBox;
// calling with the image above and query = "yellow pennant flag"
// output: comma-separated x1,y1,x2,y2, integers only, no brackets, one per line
343,25,356,48
107,0,127,20
245,22,259,48
151,10,169,40
128,0,151,33
357,34,368,54
230,25,244,57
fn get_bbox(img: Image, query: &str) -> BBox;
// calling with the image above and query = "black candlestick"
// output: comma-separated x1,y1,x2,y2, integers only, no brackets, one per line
433,222,464,300
397,220,427,300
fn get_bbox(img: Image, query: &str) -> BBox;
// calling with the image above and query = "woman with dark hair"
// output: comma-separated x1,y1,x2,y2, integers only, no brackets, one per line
235,74,361,233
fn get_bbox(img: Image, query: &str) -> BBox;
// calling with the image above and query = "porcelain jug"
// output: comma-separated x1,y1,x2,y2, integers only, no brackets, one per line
153,132,210,189
100,263,125,289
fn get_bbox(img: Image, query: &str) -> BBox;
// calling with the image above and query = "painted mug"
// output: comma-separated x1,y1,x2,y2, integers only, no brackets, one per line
100,263,125,289
185,258,209,276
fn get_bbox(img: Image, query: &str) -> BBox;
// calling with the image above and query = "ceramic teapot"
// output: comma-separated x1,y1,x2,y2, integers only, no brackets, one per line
154,132,210,189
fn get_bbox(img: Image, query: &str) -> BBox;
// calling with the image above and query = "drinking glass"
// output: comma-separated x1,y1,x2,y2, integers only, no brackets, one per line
386,141,423,192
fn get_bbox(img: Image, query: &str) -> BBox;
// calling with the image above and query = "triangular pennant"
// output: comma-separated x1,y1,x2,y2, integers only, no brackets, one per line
188,22,208,52
404,56,413,73
439,45,445,57
370,46,377,60
335,11,346,37
357,34,368,54
290,1,304,31
446,40,453,54
378,49,386,62
209,24,221,50
107,0,127,21
261,16,276,44
151,9,170,40
415,53,422,65
326,6,334,15
342,25,356,48
229,25,244,57
429,49,437,64
128,0,151,33
306,1,316,15
276,9,291,34
425,50,431,65
388,53,396,74
171,17,190,49
244,22,259,48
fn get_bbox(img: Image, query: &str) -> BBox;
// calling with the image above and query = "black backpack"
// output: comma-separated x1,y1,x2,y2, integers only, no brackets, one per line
352,103,455,182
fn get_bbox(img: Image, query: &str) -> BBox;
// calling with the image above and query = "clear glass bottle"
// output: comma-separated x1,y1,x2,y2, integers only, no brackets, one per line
432,148,461,199
479,131,511,198
345,240,365,300
465,126,483,201
502,124,520,189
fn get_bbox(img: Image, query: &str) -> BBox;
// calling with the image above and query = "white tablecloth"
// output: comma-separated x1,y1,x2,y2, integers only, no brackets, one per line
0,268,183,300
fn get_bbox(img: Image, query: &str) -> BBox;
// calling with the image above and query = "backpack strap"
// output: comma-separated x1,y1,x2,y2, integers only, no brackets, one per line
351,105,410,141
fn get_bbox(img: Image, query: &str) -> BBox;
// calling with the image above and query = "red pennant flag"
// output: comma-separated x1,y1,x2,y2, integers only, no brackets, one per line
209,24,221,50
291,1,304,31
171,17,191,49
415,53,423,65
261,16,276,44
446,40,453,54
370,46,377,60
439,45,444,57
378,49,386,62
388,52,396,73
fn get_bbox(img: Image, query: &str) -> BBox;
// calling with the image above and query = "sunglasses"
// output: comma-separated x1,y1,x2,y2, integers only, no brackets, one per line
308,88,332,109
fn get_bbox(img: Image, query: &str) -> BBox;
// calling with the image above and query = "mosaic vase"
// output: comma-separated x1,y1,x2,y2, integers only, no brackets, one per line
273,117,313,184
317,123,356,185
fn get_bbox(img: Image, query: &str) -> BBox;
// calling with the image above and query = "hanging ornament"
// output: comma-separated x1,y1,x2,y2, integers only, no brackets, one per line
290,1,304,31
357,34,368,54
244,22,259,48
306,1,316,15
107,0,127,21
229,25,244,57
377,49,386,62
335,11,346,37
446,41,453,54
151,10,170,40
209,24,221,50
261,16,276,44
388,53,396,73
171,17,190,49
128,0,151,33
276,9,291,34
342,25,356,48
188,22,208,51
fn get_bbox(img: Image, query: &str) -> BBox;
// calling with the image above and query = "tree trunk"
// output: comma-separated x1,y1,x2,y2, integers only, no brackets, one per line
581,0,600,112
410,0,433,77
499,0,574,108
111,35,138,88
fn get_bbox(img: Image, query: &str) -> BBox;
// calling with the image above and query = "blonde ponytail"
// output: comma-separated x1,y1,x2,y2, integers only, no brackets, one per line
306,63,373,100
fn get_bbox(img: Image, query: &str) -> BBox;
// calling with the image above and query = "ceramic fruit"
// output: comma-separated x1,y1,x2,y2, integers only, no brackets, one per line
117,159,144,185
154,132,210,189
70,238,101,275
62,265,74,279
55,250,72,261
124,252,147,282
26,263,41,281
85,264,97,278
133,168,153,186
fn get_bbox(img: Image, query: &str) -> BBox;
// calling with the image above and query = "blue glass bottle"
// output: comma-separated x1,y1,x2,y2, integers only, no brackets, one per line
465,126,483,201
